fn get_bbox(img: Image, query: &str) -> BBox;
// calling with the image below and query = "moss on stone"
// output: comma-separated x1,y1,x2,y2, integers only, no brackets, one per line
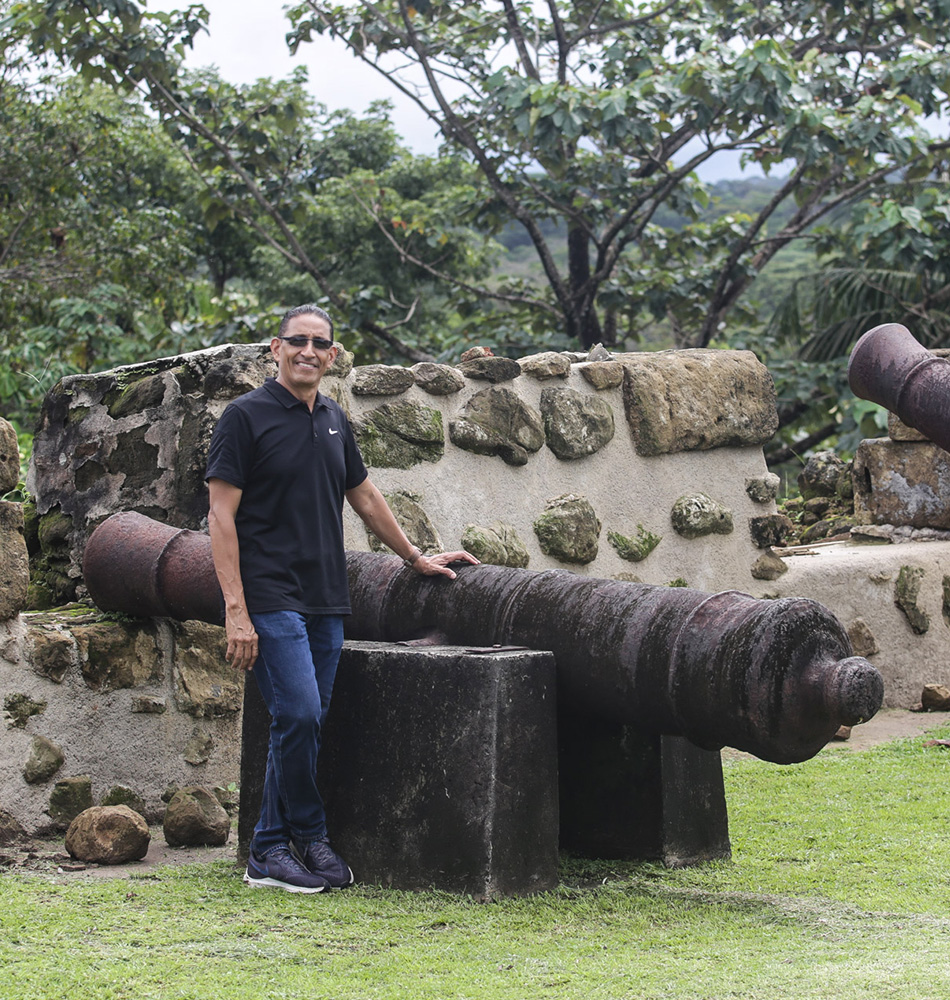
894,565,930,634
667,578,689,588
3,692,47,728
607,525,662,563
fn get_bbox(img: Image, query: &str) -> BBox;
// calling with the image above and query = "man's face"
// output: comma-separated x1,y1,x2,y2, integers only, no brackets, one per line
271,313,338,397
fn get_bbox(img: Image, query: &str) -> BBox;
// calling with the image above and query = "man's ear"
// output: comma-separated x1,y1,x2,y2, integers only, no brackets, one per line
270,337,282,363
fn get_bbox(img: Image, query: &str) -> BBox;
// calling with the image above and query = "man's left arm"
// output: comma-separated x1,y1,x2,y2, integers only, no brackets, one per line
345,478,479,580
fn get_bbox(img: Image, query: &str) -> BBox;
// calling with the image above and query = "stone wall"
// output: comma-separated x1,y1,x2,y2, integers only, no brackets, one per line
26,342,782,605
747,397,950,708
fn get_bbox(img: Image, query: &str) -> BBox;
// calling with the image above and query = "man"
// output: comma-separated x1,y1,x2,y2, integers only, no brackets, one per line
205,303,477,894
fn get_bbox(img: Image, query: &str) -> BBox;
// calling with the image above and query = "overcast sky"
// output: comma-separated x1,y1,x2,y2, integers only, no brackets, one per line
177,0,442,152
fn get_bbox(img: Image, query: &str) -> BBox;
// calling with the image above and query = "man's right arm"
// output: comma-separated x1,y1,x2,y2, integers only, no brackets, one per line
207,477,258,672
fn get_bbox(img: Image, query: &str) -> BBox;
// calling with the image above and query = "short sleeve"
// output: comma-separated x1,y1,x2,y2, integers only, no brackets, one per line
342,416,368,491
205,403,253,488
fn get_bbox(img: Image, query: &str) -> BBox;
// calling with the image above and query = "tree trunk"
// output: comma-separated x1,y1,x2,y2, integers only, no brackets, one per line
567,225,602,348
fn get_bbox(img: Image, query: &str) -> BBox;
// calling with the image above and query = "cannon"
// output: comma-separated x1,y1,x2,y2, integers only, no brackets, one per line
84,511,883,885
84,511,881,765
848,322,950,455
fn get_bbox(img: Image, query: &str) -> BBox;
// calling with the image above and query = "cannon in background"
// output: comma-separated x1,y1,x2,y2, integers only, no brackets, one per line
849,322,950,456
84,511,883,884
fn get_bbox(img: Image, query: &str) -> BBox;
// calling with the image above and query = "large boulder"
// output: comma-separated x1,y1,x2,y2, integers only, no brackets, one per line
163,786,230,847
65,805,150,864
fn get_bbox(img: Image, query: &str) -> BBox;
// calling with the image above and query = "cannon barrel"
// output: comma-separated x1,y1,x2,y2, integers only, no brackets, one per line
848,322,950,455
84,511,883,765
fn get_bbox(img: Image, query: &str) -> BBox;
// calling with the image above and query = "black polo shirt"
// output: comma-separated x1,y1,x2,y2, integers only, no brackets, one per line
205,378,368,615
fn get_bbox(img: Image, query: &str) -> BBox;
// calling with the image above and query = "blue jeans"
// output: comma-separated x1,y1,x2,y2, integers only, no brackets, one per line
248,611,344,857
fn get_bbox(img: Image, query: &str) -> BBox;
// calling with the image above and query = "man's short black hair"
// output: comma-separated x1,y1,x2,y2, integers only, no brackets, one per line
278,304,334,339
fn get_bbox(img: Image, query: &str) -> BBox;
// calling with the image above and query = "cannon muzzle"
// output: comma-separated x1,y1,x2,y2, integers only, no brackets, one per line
848,322,950,454
84,511,883,765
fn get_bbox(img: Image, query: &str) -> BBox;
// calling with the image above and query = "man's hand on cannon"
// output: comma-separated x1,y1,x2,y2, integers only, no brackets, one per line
404,549,480,580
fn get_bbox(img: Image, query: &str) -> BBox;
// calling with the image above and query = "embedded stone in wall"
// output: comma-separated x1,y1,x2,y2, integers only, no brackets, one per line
100,785,147,818
533,495,601,564
356,401,444,469
461,521,530,568
131,695,167,714
183,729,214,766
0,417,20,492
621,349,777,456
66,805,150,864
671,494,734,539
798,451,847,500
457,356,522,383
607,525,662,563
29,506,75,608
3,692,46,728
749,514,793,549
0,500,28,620
540,387,615,460
579,361,625,390
49,775,94,829
73,620,164,692
24,616,76,683
410,362,466,395
751,550,787,581
853,439,950,529
367,492,443,556
163,786,231,847
325,343,355,379
847,618,879,658
895,565,930,634
201,352,275,399
518,352,572,380
171,621,243,719
449,386,544,466
23,735,65,784
0,809,26,845
745,473,780,504
106,371,168,418
352,364,415,396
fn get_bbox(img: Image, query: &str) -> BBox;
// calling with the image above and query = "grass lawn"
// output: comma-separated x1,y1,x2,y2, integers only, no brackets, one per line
2,726,949,1000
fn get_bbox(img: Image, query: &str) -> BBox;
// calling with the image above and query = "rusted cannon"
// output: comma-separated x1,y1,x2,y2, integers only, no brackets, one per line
84,511,882,766
848,322,950,455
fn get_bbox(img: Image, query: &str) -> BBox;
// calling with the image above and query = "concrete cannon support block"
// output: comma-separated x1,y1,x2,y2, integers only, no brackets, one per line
559,712,730,866
239,642,560,898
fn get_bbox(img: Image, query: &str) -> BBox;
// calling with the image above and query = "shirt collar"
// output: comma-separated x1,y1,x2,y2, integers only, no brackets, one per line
263,377,329,411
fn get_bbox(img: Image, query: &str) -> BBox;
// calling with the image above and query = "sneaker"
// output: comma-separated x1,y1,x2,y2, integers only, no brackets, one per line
244,845,330,894
296,838,355,888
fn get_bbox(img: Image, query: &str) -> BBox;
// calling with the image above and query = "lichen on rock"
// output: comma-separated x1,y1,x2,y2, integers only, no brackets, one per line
356,401,444,469
671,494,734,539
607,525,662,562
894,565,930,634
533,494,601,564
540,386,615,460
367,491,443,556
449,386,544,466
461,521,530,568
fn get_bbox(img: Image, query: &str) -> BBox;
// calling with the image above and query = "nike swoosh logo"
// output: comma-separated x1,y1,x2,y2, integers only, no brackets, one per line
328,428,339,435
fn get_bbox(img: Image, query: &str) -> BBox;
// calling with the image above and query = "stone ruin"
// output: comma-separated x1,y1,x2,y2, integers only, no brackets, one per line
0,339,948,874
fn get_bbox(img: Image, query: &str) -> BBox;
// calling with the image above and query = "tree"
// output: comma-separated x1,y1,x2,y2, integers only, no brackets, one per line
4,0,500,363
280,0,950,348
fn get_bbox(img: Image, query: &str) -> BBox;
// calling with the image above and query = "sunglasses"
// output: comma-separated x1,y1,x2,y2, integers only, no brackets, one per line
279,335,334,350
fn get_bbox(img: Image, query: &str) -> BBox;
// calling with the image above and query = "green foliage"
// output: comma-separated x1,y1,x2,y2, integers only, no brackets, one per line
287,0,950,349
